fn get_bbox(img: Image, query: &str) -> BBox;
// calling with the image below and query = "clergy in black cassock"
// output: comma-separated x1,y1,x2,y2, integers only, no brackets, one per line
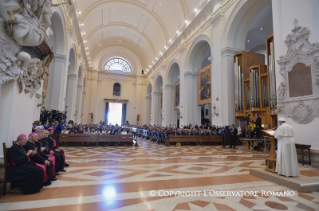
24,133,56,185
7,134,43,194
35,131,65,173
47,129,69,167
38,130,66,172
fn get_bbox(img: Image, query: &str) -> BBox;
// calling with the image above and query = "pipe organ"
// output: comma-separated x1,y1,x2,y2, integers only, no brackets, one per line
267,34,277,114
234,34,278,134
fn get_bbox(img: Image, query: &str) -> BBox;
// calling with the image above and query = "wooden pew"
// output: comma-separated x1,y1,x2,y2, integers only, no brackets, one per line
166,135,198,146
196,135,222,145
97,134,138,147
1,143,19,195
58,134,98,146
2,143,9,196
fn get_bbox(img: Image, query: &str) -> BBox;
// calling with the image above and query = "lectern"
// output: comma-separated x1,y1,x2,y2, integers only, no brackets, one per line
262,129,276,172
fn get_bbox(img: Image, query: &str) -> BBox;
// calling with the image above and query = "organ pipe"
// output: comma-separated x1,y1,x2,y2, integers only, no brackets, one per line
269,41,277,109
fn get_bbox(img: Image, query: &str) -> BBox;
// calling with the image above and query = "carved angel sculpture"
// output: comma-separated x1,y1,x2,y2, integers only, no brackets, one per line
277,82,286,101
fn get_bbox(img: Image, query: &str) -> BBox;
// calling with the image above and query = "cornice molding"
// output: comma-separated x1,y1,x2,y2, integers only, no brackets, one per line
68,74,77,79
221,47,243,57
54,54,67,63
165,84,175,88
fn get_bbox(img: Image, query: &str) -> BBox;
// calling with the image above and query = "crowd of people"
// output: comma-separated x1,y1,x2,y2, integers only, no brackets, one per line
7,129,69,195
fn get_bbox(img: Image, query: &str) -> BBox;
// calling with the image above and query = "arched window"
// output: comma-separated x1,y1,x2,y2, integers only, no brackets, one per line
113,83,121,96
255,49,267,65
104,57,132,72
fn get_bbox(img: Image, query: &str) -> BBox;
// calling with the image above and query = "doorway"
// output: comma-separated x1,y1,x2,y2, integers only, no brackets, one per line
108,103,122,125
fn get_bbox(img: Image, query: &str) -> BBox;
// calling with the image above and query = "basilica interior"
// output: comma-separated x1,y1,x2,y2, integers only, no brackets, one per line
0,0,319,210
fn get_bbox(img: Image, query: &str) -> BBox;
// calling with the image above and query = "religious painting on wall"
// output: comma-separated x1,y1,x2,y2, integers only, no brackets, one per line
174,81,180,110
198,64,212,105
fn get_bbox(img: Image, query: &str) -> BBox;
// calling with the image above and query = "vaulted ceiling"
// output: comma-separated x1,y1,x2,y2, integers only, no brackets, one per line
75,0,202,73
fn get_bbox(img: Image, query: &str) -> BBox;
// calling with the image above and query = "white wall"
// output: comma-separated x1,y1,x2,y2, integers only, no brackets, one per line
0,81,40,156
272,0,319,150
83,70,146,125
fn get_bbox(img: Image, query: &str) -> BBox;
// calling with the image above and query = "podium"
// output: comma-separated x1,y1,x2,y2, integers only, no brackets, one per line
262,130,277,172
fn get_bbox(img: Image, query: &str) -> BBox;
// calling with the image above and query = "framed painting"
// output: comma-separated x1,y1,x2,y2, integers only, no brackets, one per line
174,81,180,109
198,64,212,105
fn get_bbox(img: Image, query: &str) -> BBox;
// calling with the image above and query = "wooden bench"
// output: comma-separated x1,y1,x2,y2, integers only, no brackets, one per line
2,143,9,196
58,134,98,146
2,143,20,196
295,144,311,166
97,134,138,146
196,135,222,145
166,135,223,146
166,135,198,146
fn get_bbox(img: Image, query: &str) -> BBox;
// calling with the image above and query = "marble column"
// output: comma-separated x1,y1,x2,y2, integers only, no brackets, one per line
152,92,160,125
66,74,77,121
164,84,175,125
183,72,194,125
88,72,99,124
145,96,151,124
220,48,241,125
74,84,83,124
81,91,86,124
48,54,67,110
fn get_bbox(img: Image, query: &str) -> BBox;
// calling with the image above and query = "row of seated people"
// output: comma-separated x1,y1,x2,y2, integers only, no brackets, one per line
133,124,231,135
61,126,132,135
7,128,69,195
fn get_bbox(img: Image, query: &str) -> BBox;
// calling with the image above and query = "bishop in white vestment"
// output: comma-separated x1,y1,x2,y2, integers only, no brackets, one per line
274,118,300,177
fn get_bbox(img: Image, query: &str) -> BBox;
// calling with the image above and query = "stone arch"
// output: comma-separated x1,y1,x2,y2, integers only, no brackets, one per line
222,0,272,50
185,34,212,73
50,10,66,55
166,61,180,126
184,34,212,125
65,47,77,121
155,74,164,92
45,10,67,110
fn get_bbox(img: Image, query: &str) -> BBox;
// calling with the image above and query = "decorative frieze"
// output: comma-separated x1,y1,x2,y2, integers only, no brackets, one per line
276,20,319,124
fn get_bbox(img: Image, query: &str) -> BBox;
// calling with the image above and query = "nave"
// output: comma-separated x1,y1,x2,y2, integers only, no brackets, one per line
1,138,318,211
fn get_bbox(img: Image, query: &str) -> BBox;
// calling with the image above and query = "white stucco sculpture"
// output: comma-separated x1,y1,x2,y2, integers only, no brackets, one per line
0,0,54,97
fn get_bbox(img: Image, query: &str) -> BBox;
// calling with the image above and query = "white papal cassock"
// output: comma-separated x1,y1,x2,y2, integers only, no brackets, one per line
274,123,300,177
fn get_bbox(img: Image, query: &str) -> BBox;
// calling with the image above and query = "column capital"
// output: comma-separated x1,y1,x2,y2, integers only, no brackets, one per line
184,71,194,78
208,56,213,64
221,47,243,58
153,92,160,96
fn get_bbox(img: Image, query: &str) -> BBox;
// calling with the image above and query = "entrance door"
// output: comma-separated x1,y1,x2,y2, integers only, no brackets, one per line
108,103,122,125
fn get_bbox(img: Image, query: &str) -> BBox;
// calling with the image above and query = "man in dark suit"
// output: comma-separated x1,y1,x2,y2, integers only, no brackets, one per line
228,124,238,149
255,113,262,138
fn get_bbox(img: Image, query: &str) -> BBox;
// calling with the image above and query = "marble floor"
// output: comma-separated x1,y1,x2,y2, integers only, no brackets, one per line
1,138,319,211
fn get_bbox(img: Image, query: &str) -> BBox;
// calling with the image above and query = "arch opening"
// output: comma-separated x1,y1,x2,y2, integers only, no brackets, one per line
166,62,180,126
186,39,212,126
